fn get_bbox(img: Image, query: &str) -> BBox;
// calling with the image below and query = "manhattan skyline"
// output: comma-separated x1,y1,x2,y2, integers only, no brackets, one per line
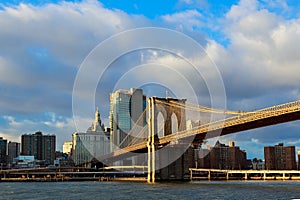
0,0,300,159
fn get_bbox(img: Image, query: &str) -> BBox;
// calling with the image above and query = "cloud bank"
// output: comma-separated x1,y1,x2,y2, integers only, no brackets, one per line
0,0,300,157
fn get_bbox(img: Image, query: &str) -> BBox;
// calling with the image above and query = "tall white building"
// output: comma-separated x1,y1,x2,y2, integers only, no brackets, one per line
72,108,110,166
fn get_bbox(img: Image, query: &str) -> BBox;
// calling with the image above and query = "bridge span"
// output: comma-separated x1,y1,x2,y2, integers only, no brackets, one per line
98,98,300,183
101,99,300,160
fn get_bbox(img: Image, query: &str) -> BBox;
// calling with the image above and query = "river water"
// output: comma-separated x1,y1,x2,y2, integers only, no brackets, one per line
0,181,300,199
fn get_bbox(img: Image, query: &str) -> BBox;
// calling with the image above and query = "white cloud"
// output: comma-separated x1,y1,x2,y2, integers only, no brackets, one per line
162,10,203,31
3,115,25,127
226,0,258,22
251,138,259,143
262,0,290,11
287,139,300,146
0,0,148,68
206,1,300,105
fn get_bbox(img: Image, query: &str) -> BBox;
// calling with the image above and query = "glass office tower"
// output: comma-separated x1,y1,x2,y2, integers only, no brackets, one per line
109,88,146,151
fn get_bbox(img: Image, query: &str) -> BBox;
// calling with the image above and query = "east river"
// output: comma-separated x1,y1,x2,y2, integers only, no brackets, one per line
0,181,300,199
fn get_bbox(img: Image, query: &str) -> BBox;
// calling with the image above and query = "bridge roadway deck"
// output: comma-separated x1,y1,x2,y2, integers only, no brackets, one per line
100,100,300,163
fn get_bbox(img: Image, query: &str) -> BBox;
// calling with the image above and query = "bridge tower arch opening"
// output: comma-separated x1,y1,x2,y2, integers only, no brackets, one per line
171,113,178,134
157,112,165,138
153,97,187,138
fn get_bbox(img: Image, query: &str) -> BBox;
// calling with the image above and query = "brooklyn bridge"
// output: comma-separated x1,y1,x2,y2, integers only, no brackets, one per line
94,97,300,183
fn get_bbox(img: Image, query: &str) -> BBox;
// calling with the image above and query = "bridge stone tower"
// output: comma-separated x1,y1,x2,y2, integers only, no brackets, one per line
147,97,193,182
153,97,187,136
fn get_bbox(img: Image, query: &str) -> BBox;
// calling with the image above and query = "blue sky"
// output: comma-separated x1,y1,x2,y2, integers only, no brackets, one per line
1,0,300,159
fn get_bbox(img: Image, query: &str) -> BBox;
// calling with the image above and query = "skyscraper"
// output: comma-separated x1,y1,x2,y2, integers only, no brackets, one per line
0,137,7,168
285,146,296,170
42,134,56,165
298,151,300,170
21,132,42,159
109,88,146,150
264,143,296,170
7,141,20,166
21,132,56,164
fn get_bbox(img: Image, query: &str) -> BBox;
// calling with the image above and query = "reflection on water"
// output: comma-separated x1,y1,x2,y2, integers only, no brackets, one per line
0,181,300,200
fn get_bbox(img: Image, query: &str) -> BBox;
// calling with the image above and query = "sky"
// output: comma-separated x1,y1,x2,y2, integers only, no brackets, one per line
1,0,300,159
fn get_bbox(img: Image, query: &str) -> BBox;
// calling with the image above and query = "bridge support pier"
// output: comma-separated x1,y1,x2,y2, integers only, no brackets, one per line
157,145,194,181
147,141,155,183
146,97,191,182
147,97,156,183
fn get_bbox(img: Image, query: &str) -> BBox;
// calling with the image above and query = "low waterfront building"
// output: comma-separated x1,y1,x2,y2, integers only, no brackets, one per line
54,156,74,167
252,158,265,170
13,155,35,168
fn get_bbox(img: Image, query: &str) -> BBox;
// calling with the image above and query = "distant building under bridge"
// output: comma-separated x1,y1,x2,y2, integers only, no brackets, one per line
195,141,248,170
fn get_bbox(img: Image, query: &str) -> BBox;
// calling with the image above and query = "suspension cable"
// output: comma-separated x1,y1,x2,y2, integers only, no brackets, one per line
118,104,148,148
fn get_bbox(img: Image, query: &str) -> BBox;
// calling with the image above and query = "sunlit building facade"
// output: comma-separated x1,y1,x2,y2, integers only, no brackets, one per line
72,108,110,166
264,143,296,170
62,141,72,157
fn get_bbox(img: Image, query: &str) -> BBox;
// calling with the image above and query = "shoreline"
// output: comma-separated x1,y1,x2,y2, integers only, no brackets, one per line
2,177,300,182
0,176,148,182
